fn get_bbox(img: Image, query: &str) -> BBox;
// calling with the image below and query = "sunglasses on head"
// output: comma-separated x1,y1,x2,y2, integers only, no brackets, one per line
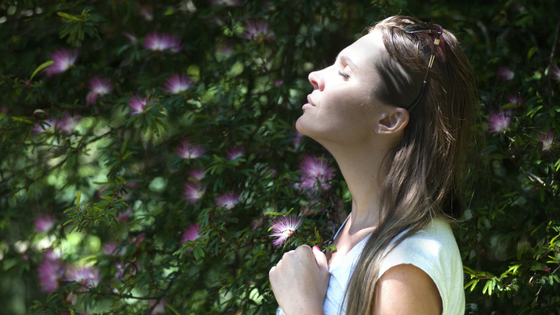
403,23,443,112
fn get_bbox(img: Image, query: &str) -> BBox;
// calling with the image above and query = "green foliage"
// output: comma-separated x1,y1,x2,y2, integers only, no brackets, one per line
1,0,560,314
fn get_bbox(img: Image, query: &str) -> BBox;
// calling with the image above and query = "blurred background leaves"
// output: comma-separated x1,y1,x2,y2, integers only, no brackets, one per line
0,0,559,314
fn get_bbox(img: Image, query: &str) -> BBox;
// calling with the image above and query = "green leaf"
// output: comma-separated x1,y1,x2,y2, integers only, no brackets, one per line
527,47,537,60
30,60,54,81
57,12,85,22
76,191,81,208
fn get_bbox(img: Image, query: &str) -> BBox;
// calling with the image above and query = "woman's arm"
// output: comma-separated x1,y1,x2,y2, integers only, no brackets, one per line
372,264,443,315
269,245,330,315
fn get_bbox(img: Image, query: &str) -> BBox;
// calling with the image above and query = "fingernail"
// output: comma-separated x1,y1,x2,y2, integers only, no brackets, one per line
313,245,320,251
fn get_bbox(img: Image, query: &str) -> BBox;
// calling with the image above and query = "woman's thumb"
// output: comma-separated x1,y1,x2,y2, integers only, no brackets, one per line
312,245,328,271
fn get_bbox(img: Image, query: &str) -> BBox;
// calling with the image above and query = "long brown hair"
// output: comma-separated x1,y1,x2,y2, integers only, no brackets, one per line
343,16,477,314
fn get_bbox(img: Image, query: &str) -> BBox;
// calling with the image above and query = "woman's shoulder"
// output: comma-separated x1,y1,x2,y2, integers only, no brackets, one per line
384,218,460,267
379,218,465,315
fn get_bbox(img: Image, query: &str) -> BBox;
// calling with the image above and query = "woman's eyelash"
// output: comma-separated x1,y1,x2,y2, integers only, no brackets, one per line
338,70,350,78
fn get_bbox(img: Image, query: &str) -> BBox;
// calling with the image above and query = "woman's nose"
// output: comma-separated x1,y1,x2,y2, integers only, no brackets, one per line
308,70,324,91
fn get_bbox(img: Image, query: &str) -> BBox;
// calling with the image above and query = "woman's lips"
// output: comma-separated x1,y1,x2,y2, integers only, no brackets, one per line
303,95,315,109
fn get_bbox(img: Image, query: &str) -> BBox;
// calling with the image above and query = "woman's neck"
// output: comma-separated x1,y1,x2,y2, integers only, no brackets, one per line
321,139,392,233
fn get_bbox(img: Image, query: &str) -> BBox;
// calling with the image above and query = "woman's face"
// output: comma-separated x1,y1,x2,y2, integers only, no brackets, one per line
296,30,388,145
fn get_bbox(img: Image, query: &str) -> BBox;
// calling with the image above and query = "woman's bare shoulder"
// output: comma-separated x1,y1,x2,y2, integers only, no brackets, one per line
372,264,442,315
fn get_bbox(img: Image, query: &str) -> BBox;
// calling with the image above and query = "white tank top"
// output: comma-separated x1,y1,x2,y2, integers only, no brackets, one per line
276,218,465,315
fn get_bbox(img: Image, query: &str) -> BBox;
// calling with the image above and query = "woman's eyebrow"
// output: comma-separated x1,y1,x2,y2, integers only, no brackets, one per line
336,54,359,70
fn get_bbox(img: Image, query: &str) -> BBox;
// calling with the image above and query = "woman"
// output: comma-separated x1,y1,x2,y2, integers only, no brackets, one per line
269,15,476,315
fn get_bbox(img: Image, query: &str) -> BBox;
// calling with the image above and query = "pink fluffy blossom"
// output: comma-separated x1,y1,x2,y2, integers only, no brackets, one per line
133,234,146,247
150,298,166,315
177,139,205,159
58,113,80,133
297,156,334,194
34,214,55,233
189,169,205,181
226,146,244,159
497,67,514,81
164,74,193,94
114,262,125,281
551,64,560,81
144,32,181,53
488,109,512,133
252,216,264,231
38,250,65,293
216,41,234,56
66,266,100,288
103,241,118,255
86,76,112,105
215,192,239,210
269,216,303,247
506,92,523,105
128,95,155,115
292,131,304,148
537,131,554,151
243,21,275,42
123,31,138,44
138,4,153,21
181,224,201,243
183,182,205,204
44,49,77,76
210,0,243,6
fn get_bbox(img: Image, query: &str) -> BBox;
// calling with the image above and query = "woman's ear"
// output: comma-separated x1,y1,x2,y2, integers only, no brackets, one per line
374,107,409,134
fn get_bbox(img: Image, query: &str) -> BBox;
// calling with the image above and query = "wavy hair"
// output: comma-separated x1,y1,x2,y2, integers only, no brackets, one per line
343,16,477,314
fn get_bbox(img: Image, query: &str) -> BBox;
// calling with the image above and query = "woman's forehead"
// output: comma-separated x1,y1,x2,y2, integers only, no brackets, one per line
339,31,385,65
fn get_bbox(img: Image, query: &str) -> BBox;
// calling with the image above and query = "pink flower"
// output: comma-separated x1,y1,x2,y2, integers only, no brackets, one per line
144,32,181,53
210,0,243,6
551,63,560,81
497,67,514,81
177,139,205,159
216,41,234,57
243,21,275,42
66,266,100,288
58,113,80,133
226,146,244,159
128,95,155,115
114,262,125,281
133,234,146,247
181,224,201,243
118,209,132,222
488,109,512,133
38,251,65,293
34,214,55,233
150,298,166,315
298,156,334,193
215,192,239,210
44,49,77,76
269,216,303,247
292,131,304,147
86,76,112,105
164,74,193,94
537,131,554,151
123,31,138,44
183,182,205,204
138,4,153,21
506,92,523,105
252,216,264,230
189,169,205,181
103,242,118,255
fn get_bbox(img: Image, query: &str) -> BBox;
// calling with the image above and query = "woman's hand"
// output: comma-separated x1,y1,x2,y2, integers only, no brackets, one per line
269,245,330,315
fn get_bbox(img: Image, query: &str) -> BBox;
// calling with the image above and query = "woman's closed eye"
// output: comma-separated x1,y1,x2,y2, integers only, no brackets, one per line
338,70,350,79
